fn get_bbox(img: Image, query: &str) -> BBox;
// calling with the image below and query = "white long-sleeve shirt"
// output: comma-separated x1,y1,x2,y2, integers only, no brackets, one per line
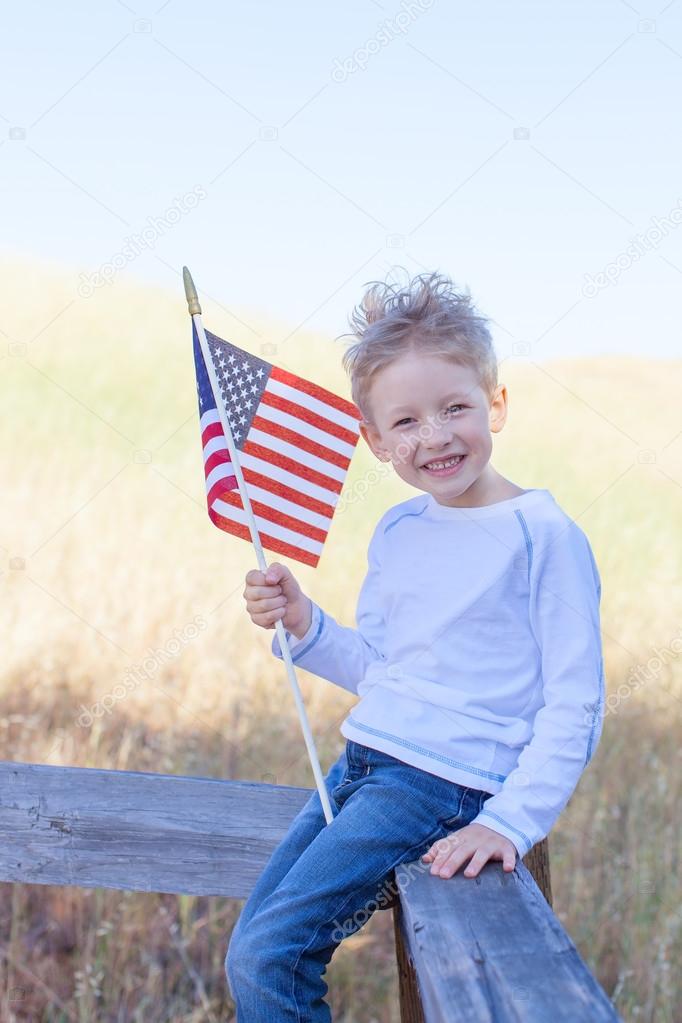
272,487,605,857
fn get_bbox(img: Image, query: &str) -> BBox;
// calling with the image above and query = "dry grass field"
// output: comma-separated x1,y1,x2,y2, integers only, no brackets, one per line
1,257,680,1021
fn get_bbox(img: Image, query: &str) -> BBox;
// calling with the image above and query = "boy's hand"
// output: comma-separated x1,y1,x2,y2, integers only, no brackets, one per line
243,562,312,640
421,823,517,879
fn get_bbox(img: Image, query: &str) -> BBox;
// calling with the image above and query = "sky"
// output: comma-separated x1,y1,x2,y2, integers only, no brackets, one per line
2,0,682,359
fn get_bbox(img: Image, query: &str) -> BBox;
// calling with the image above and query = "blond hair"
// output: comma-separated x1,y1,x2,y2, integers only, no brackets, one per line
339,268,498,424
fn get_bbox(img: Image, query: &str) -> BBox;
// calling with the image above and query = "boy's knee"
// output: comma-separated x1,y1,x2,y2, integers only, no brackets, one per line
225,923,248,988
224,916,274,989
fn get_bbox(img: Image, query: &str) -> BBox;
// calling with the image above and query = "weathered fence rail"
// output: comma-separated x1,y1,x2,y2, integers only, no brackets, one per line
0,760,622,1021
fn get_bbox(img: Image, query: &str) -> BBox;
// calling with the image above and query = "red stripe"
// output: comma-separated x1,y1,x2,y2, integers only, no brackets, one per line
204,449,338,513
243,440,343,494
204,448,232,477
208,508,320,568
252,414,350,470
212,490,328,545
270,365,361,420
207,477,238,506
241,466,335,519
201,420,224,447
260,389,359,447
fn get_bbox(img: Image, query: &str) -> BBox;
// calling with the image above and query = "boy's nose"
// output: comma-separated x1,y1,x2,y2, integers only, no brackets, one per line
422,434,458,454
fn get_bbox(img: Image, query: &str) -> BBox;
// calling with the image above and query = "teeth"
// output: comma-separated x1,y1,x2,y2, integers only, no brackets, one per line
424,455,462,470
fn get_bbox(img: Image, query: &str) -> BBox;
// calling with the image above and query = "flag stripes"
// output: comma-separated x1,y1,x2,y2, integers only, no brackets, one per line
193,324,361,568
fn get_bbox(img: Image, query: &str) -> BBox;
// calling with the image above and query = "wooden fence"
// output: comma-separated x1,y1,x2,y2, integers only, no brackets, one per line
0,760,623,1021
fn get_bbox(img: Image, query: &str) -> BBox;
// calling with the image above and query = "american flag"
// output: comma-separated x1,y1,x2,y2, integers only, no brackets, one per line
192,323,362,568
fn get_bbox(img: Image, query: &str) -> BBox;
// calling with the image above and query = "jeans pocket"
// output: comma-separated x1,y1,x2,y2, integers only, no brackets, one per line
344,738,368,769
330,758,372,809
434,786,471,831
336,760,370,788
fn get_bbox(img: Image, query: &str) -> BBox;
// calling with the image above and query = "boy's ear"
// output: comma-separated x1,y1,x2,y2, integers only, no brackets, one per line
359,420,389,461
488,384,509,434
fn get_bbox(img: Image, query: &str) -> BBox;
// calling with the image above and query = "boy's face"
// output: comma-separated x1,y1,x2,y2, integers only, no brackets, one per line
358,351,510,508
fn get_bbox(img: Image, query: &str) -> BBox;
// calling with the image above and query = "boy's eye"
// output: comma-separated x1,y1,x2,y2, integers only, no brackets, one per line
394,404,465,427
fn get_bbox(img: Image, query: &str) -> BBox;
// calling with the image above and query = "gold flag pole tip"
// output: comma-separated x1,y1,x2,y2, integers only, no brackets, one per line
183,266,202,316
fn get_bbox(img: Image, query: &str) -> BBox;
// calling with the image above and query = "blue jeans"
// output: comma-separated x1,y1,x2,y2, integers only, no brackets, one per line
225,738,495,1022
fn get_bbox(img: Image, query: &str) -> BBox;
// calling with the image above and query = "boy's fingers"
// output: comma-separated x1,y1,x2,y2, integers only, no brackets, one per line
253,608,287,627
428,838,493,879
430,846,468,878
463,849,490,878
423,832,517,878
248,586,282,599
245,564,286,586
503,850,517,871
250,596,286,612
265,562,285,583
428,834,466,871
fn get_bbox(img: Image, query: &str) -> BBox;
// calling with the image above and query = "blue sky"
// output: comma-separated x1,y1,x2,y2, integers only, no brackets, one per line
2,0,682,358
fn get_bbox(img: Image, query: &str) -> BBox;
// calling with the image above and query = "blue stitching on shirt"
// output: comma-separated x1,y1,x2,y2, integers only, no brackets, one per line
383,503,429,535
476,808,532,852
344,715,508,782
585,656,605,764
291,608,325,663
514,510,533,583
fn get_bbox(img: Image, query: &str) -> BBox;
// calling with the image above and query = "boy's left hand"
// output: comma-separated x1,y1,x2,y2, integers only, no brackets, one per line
421,823,517,879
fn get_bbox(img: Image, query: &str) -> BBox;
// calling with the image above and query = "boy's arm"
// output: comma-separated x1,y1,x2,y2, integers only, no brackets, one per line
469,521,605,858
270,518,386,695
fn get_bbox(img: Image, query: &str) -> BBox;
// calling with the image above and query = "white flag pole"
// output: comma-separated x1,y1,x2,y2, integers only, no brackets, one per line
183,266,335,825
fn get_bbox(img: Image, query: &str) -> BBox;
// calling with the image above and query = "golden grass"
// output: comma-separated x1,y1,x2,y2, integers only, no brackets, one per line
0,256,680,1020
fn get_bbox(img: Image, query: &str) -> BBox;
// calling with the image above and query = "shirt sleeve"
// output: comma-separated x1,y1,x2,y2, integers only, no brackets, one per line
270,518,387,695
470,520,605,858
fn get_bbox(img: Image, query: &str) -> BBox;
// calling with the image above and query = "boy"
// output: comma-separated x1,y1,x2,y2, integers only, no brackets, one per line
226,270,605,1021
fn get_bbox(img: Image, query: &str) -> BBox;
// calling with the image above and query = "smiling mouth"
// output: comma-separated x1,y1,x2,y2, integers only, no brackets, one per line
422,454,465,469
421,454,467,475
